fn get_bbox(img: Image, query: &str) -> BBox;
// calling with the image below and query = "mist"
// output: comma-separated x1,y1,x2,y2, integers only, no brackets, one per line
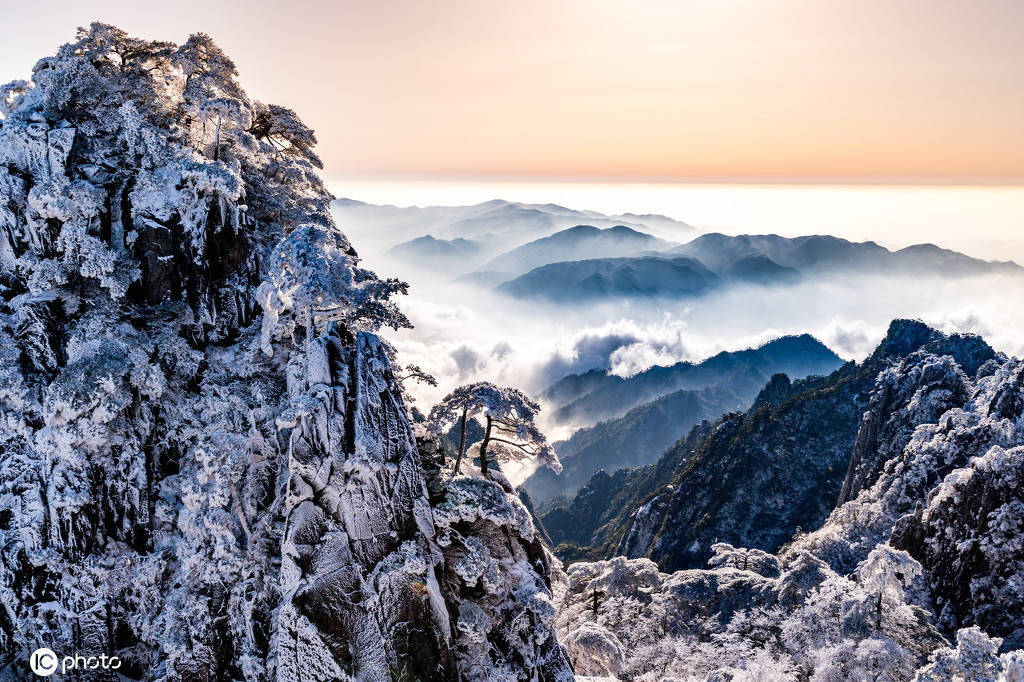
386,270,1024,400
333,197,1024,482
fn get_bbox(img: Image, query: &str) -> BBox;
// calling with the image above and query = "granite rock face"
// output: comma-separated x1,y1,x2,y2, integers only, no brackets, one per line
789,343,1024,648
555,324,1024,679
838,327,997,505
889,362,1024,649
0,24,572,681
545,320,1003,575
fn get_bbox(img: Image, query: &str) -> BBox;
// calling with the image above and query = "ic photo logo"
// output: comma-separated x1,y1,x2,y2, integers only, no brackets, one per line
29,648,57,676
29,648,122,677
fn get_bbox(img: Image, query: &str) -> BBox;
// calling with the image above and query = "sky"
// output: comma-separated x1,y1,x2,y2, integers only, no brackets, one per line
2,0,1024,183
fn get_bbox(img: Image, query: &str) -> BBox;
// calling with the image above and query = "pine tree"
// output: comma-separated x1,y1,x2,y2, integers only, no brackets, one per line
427,382,561,477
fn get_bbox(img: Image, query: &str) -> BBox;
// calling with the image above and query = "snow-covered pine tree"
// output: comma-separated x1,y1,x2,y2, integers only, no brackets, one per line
427,382,561,477
0,24,572,681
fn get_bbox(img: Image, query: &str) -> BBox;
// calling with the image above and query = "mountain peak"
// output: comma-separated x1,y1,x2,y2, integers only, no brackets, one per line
748,334,842,369
868,319,997,376
750,373,795,411
607,224,647,236
872,319,942,360
480,223,673,279
0,24,572,680
558,224,604,236
760,333,828,351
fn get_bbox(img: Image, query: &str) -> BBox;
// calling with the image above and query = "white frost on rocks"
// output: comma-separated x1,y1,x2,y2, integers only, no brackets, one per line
557,339,1024,680
561,622,626,678
427,459,573,680
0,24,571,681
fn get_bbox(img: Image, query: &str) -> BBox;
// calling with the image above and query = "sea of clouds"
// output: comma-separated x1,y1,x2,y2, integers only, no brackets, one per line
334,200,1024,465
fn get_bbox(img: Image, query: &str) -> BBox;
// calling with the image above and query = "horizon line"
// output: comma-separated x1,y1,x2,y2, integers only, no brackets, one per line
325,173,1024,189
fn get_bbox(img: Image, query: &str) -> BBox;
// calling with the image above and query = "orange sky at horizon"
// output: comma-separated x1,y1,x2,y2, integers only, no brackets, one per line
3,0,1024,183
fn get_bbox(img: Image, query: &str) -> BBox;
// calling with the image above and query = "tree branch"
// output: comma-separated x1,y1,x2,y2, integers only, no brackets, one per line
487,437,536,453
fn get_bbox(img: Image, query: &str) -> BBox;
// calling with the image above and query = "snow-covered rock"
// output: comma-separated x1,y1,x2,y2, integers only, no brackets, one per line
556,320,1024,679
0,24,571,681
424,437,573,680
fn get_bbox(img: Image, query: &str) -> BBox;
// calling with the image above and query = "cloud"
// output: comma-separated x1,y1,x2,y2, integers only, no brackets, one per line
393,271,1024,403
608,342,682,378
451,345,482,378
492,341,513,361
337,201,1024,485
345,213,1024,489
818,318,874,357
536,331,641,385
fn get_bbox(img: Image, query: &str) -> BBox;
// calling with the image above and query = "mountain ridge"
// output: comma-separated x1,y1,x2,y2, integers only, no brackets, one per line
333,197,694,263
479,223,676,278
522,334,844,504
493,232,1022,302
496,255,721,301
670,232,1022,275
544,333,843,426
539,320,996,574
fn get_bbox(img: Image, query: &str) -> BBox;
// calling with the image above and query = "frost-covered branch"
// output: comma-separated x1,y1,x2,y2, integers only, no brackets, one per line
427,382,560,477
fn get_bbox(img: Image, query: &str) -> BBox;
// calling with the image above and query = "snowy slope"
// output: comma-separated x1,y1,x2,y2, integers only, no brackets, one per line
555,320,1024,679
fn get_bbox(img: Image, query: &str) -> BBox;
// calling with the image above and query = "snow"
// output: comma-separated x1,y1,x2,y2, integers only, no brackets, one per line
427,380,562,476
557,340,1024,679
3,19,1024,681
0,24,571,680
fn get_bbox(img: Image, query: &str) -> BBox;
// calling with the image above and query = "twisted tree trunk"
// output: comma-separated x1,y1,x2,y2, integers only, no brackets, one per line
453,407,468,475
479,415,493,475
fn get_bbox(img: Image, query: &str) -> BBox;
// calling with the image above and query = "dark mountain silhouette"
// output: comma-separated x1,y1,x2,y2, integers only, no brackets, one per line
668,232,1022,276
725,255,802,284
480,224,676,277
545,334,843,426
493,232,1020,302
334,198,693,261
496,256,720,301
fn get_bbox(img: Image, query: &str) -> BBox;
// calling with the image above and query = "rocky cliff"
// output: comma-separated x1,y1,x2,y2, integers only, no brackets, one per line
554,321,1024,679
0,25,571,681
791,349,1024,648
545,320,1001,574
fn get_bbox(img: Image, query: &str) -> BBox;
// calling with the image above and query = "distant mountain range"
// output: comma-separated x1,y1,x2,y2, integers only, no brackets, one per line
525,387,746,505
336,200,1020,297
495,255,719,301
479,224,676,278
490,232,1021,302
332,198,695,273
667,233,1022,276
544,333,843,426
724,254,802,284
388,234,482,268
389,233,481,258
523,335,844,503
